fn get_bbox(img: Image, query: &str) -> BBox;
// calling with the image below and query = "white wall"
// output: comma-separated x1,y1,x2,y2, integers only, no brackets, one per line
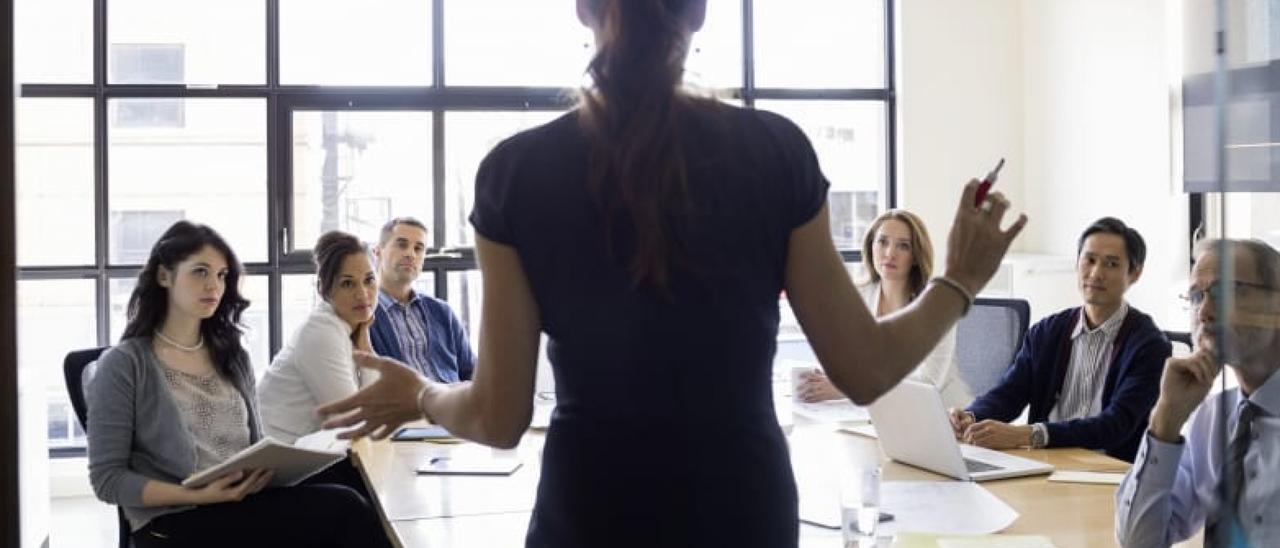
897,0,1026,258
1021,0,1187,329
898,0,1190,329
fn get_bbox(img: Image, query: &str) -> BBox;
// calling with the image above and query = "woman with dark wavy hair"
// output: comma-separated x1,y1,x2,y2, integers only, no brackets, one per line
87,221,388,548
320,1,1026,546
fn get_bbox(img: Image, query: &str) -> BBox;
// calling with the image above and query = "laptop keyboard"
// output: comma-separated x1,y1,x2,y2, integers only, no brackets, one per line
964,458,1003,473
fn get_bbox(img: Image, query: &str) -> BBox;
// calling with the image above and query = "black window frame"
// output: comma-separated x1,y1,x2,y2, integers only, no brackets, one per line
18,0,898,457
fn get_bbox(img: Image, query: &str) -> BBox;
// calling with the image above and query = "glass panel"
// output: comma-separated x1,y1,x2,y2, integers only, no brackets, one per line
1223,194,1280,248
752,0,885,89
685,0,743,90
282,273,434,348
755,101,886,249
281,0,432,86
108,278,134,345
108,99,267,263
108,0,265,85
15,0,92,84
239,277,270,376
445,271,483,348
444,0,593,87
444,1,741,89
443,111,563,246
17,279,96,450
281,274,322,346
16,99,95,266
291,111,433,251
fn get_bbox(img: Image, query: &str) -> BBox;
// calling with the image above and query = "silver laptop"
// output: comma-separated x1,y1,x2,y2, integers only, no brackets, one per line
867,380,1054,481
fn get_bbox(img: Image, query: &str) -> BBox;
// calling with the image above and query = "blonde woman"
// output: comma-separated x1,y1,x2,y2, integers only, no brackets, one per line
796,209,973,408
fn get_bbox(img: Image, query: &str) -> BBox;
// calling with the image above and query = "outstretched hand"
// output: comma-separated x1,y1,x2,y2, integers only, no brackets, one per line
943,179,1029,296
318,351,431,440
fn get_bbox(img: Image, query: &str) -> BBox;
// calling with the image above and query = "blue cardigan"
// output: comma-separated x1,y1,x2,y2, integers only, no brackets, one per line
965,305,1170,462
369,293,476,383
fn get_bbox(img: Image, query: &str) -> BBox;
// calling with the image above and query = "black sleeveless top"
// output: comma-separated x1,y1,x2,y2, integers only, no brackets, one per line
470,104,829,548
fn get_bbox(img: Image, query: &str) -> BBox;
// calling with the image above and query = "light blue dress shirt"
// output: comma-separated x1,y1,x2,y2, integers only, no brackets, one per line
1115,367,1280,547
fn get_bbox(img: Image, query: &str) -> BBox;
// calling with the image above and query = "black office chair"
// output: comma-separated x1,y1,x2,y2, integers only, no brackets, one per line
955,297,1031,399
1163,330,1193,356
63,346,132,548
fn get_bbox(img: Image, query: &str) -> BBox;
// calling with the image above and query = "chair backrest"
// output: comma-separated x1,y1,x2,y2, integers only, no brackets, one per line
62,346,131,548
1163,330,1193,356
63,347,108,431
955,298,1031,398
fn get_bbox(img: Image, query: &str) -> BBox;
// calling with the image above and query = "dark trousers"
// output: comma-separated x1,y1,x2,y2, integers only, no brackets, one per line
133,477,392,548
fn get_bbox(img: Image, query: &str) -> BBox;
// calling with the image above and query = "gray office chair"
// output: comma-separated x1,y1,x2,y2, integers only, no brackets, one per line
1163,330,1193,356
64,346,132,548
955,298,1031,399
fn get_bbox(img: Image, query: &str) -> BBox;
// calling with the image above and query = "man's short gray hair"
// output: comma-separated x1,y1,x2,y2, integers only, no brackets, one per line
1193,238,1280,290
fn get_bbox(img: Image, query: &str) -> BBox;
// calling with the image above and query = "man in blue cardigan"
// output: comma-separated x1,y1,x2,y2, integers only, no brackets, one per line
368,217,476,383
948,218,1170,462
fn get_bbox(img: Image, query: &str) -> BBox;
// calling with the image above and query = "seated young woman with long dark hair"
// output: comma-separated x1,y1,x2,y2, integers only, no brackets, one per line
86,220,389,548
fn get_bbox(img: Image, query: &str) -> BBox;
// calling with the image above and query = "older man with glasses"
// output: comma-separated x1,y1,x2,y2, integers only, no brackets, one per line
1116,238,1280,547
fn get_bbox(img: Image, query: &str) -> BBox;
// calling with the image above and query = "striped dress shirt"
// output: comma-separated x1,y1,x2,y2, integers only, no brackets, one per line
377,289,438,381
1050,301,1130,422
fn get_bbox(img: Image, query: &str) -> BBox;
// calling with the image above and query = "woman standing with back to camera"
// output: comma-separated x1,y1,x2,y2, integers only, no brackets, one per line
320,1,1027,547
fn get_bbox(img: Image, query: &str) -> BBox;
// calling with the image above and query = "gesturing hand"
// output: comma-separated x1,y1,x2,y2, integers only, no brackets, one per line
318,351,432,440
943,179,1028,297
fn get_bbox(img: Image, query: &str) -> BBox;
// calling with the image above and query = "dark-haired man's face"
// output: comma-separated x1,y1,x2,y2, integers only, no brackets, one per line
1077,233,1141,313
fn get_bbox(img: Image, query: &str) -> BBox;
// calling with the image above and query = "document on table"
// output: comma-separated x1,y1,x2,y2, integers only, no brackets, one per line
892,532,1056,548
792,400,870,423
839,423,878,439
880,481,1019,536
1046,470,1125,485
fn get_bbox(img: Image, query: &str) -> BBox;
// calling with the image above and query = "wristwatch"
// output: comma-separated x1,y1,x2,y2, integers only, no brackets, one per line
1029,423,1048,448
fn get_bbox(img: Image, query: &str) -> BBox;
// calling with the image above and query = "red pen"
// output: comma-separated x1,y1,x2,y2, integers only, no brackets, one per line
974,158,1006,207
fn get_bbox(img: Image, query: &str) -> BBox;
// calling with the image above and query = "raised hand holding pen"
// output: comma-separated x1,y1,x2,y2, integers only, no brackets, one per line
974,158,1005,208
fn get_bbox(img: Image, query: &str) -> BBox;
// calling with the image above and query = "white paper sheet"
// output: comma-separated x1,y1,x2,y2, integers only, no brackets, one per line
839,423,878,439
793,400,871,423
799,480,1018,536
879,481,1019,536
935,534,1057,547
530,403,554,430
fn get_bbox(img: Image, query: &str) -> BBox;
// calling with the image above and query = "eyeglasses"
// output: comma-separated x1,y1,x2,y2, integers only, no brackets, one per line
1179,280,1277,308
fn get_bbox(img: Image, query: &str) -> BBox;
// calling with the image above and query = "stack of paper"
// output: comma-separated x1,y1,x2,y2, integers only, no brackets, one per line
1046,470,1125,485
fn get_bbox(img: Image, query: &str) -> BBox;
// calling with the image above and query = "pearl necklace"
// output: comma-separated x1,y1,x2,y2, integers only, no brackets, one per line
155,330,204,352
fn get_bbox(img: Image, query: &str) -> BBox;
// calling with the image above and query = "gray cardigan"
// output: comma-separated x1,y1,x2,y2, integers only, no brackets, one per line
87,337,262,531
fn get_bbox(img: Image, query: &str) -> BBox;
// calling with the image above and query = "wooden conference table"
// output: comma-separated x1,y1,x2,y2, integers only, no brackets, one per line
353,418,1137,548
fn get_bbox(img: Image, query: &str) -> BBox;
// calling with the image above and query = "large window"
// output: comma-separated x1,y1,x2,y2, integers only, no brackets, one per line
17,0,896,454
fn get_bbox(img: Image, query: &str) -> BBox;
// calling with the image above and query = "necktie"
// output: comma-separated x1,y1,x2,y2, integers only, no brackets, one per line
1224,401,1257,514
1208,401,1258,546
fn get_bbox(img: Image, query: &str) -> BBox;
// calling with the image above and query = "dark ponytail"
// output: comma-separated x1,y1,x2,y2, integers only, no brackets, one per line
578,0,702,292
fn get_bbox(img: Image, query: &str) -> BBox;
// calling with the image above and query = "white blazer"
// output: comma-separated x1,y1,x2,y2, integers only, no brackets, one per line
257,301,368,443
858,281,973,409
